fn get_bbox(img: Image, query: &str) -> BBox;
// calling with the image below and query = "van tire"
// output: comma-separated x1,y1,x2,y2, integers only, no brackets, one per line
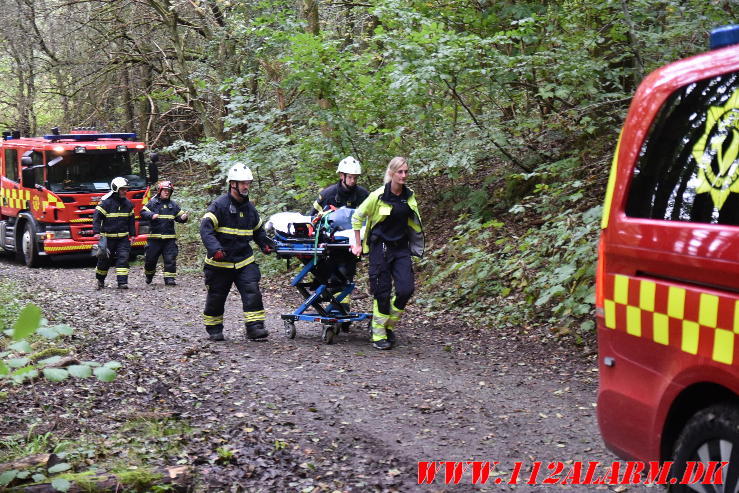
669,403,739,491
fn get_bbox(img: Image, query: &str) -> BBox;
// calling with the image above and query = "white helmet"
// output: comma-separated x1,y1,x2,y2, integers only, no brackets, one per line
226,162,254,182
337,156,361,175
110,177,129,192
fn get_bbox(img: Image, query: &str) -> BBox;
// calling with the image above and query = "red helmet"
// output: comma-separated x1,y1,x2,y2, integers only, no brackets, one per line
156,180,174,196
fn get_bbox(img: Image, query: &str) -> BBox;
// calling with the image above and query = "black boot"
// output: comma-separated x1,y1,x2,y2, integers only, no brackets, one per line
386,329,396,347
164,278,176,286
206,324,225,341
117,283,128,289
96,279,105,290
145,274,153,285
245,322,269,340
372,338,391,350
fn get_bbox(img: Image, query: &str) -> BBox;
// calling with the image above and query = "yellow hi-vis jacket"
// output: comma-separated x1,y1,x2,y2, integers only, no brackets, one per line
351,184,424,257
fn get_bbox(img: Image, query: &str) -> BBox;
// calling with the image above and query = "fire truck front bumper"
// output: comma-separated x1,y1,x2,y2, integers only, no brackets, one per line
41,236,148,256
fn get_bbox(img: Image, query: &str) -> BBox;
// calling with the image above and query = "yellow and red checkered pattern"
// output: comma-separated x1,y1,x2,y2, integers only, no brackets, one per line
604,274,739,366
42,192,65,210
0,187,31,209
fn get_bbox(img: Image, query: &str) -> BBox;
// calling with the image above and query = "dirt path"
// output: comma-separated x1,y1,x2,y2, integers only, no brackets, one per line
0,254,646,492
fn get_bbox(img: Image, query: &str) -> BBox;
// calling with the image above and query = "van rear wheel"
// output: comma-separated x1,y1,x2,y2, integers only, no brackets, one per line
669,404,739,491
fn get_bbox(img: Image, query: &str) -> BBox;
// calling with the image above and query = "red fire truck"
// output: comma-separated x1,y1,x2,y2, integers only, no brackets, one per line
596,25,739,488
0,129,153,266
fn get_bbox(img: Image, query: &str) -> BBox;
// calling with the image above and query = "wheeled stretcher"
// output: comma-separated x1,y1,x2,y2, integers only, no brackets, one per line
266,211,371,344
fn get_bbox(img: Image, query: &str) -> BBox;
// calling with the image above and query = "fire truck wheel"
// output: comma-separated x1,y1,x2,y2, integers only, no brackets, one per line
19,222,41,268
669,403,739,492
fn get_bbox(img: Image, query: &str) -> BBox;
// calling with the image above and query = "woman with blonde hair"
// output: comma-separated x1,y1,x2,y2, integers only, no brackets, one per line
351,157,424,349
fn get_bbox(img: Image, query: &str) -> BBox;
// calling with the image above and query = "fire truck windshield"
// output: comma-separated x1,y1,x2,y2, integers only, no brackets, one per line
47,151,147,193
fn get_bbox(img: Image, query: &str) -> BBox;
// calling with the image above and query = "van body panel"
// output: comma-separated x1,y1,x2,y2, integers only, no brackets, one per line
597,40,739,461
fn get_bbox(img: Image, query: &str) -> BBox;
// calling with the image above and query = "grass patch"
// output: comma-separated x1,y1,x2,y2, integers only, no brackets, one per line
29,347,71,362
0,430,69,462
121,417,193,439
0,279,22,330
113,467,164,491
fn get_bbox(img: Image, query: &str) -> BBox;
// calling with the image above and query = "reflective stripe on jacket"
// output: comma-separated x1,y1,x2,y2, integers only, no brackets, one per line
140,196,186,240
351,184,424,257
93,195,135,237
199,193,270,269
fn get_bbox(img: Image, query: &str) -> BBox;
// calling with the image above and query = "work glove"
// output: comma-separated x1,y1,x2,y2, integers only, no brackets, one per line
260,238,276,255
212,250,226,261
94,236,110,261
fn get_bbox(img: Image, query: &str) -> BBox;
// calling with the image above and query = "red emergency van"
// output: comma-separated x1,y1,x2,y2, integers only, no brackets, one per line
596,25,739,488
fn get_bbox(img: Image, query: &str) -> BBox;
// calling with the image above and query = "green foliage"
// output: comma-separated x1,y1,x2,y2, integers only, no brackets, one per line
0,303,120,385
0,417,194,491
113,468,163,490
0,280,22,330
133,0,732,333
418,158,602,331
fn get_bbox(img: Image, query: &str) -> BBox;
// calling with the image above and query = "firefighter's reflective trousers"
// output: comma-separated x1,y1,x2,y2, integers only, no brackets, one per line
368,240,414,341
95,237,131,286
202,263,265,336
144,239,179,280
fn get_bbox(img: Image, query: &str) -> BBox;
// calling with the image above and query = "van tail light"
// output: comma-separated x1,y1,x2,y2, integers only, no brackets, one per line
595,232,606,310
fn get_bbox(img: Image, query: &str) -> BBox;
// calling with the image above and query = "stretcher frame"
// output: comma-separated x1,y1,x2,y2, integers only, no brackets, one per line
275,235,372,344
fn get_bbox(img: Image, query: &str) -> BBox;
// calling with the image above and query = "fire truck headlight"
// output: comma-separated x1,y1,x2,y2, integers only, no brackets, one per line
53,145,65,153
116,145,128,152
74,146,86,154
46,226,71,239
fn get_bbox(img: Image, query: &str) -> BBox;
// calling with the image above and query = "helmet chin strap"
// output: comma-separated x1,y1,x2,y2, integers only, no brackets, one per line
341,178,356,191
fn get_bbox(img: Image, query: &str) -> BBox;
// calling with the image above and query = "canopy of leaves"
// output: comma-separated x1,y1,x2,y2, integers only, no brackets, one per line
0,0,732,330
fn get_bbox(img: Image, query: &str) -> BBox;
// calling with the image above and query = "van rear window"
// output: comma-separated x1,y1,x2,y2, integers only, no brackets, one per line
626,71,739,224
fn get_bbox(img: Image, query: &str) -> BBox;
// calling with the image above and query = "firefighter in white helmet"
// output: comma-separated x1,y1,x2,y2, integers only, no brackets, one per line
311,156,368,214
199,162,275,341
310,156,369,328
92,177,135,289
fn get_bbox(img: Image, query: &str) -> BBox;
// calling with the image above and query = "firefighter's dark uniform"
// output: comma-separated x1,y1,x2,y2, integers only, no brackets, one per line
312,181,369,303
200,194,274,338
140,196,187,284
93,193,135,287
312,181,369,215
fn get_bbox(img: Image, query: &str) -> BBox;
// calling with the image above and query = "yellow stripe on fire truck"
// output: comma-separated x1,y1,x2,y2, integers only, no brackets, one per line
0,187,31,209
604,274,739,366
44,245,93,252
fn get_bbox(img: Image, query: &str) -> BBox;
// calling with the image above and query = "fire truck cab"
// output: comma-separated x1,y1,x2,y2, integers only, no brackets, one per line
596,25,739,489
0,130,153,266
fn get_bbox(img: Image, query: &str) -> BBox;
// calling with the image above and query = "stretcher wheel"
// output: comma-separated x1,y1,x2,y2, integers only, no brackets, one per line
284,320,296,339
322,324,336,344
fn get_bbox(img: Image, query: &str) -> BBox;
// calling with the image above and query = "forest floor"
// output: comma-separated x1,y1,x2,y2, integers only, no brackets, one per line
0,253,651,492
